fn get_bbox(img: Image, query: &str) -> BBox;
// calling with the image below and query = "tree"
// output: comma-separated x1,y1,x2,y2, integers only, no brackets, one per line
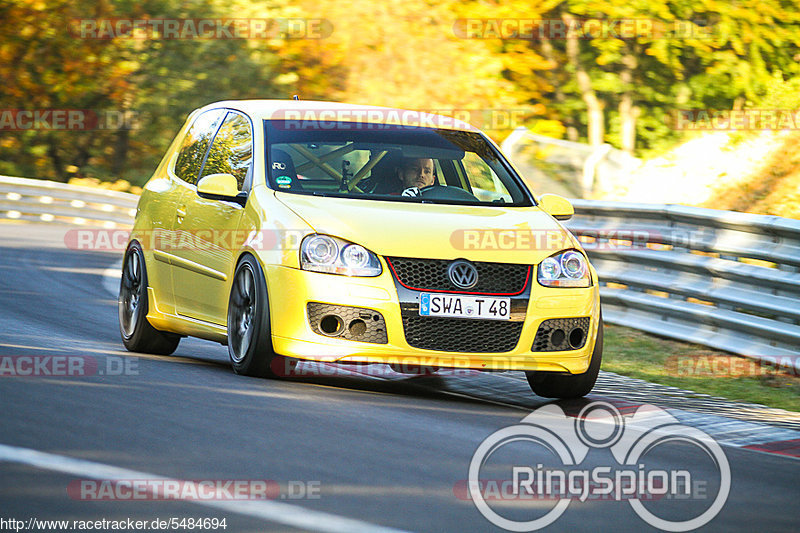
0,0,282,183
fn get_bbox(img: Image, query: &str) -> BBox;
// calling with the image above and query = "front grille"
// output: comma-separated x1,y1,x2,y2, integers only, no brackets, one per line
402,315,524,352
387,257,530,294
532,317,591,352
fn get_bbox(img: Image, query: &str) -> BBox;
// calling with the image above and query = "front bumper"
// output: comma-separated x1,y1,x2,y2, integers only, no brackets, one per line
264,262,600,374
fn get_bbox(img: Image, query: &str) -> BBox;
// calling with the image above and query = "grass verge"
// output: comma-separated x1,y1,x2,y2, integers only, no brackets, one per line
601,324,800,412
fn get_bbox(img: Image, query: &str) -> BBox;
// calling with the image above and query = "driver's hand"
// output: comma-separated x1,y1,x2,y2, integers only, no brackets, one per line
401,187,420,197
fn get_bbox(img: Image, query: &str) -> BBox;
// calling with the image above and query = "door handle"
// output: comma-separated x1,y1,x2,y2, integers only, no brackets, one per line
176,205,186,224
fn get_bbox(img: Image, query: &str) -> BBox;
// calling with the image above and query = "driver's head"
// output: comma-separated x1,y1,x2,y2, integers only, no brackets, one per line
396,158,435,189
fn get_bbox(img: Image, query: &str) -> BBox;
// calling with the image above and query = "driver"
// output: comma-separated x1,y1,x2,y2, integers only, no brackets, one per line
396,157,435,195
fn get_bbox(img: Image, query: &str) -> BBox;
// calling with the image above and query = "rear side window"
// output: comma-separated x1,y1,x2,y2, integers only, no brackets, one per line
174,109,225,185
200,112,253,191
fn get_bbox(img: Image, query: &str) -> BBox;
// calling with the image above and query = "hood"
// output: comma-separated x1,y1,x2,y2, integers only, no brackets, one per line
275,192,580,264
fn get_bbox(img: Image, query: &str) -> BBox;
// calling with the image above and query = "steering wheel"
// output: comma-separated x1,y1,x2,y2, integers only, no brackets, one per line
418,184,479,201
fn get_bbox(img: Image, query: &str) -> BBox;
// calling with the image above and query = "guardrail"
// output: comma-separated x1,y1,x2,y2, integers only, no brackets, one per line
0,175,138,227
501,126,641,198
1,175,797,368
566,200,800,370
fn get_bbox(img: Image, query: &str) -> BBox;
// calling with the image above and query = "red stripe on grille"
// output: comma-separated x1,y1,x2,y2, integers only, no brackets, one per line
385,258,530,296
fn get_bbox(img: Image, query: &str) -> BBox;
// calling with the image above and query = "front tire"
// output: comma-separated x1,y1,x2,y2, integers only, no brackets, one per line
227,255,277,377
526,315,603,399
118,242,180,355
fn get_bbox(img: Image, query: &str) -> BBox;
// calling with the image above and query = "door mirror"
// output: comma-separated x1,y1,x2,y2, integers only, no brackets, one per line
197,173,246,206
538,193,574,221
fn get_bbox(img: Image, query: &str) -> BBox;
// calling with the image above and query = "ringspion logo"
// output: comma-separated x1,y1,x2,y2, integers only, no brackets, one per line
466,402,730,531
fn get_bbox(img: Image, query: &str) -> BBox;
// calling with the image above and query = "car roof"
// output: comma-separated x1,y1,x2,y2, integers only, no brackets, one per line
193,99,480,132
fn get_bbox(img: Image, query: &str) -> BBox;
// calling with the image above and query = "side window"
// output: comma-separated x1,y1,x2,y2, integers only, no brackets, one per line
200,112,253,192
174,109,225,185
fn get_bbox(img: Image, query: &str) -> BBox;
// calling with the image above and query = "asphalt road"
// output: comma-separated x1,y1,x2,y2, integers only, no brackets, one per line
0,223,798,533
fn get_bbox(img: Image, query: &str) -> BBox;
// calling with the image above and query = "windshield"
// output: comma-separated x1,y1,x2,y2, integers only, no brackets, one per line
264,121,533,206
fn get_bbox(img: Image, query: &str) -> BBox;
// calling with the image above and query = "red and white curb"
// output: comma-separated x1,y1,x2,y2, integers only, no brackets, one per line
282,359,800,459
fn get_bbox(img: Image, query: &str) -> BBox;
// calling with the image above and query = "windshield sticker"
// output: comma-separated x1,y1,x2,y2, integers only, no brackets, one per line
275,175,293,188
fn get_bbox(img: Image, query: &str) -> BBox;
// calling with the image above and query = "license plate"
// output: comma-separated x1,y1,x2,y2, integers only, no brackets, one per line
419,293,510,320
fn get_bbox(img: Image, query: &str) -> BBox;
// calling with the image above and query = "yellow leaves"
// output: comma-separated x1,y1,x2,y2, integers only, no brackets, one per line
268,0,530,112
68,177,141,194
274,72,300,85
500,43,551,70
0,137,19,149
529,119,566,138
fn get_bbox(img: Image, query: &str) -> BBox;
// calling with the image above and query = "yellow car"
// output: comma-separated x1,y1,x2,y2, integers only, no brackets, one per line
119,100,602,398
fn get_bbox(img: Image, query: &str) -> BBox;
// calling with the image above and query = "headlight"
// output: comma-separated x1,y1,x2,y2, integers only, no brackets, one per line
305,235,338,265
300,234,382,276
538,250,591,288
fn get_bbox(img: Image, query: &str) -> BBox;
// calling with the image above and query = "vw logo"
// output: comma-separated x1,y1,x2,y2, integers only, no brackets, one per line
448,260,478,290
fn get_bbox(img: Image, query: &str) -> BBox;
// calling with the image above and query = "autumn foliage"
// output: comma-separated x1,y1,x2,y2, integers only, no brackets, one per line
0,0,798,186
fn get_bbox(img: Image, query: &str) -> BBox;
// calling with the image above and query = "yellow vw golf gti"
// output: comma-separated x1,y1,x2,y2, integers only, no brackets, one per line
119,100,602,398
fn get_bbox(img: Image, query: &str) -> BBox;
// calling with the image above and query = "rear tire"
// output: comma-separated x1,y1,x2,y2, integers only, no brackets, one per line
526,315,603,399
227,255,277,377
118,242,181,355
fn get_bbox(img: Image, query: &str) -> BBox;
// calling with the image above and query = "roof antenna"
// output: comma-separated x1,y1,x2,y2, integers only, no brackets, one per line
292,95,299,101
